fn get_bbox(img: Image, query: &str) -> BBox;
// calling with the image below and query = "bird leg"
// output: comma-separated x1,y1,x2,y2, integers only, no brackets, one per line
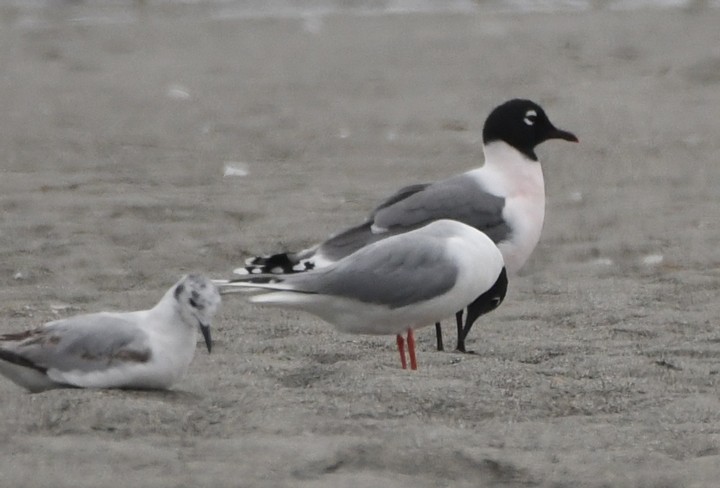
396,334,407,369
407,328,418,371
435,322,444,351
455,310,466,352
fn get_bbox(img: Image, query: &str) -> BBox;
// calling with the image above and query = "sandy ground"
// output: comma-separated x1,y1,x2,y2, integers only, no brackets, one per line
1,3,720,487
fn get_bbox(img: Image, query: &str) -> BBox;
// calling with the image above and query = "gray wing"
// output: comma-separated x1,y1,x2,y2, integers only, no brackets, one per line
372,173,511,243
314,185,432,262
287,232,458,309
317,176,509,263
1,313,151,373
370,183,431,217
315,222,380,263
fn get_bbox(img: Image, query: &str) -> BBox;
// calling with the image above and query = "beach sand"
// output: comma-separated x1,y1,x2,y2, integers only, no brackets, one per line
1,3,719,487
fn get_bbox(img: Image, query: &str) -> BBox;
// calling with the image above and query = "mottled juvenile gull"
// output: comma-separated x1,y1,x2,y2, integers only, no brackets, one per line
0,275,220,393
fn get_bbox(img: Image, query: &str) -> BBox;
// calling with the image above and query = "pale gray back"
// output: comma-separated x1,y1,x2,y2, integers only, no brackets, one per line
372,174,510,240
3,314,151,373
318,174,510,262
285,231,458,308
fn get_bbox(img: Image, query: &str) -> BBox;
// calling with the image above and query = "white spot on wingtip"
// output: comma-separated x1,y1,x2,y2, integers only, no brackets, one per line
270,267,284,274
641,254,664,266
233,268,250,275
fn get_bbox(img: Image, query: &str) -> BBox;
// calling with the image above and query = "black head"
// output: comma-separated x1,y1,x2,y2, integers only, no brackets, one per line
482,99,578,161
463,267,508,338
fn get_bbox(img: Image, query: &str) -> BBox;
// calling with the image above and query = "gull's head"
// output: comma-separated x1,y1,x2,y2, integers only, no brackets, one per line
482,99,578,161
173,274,221,353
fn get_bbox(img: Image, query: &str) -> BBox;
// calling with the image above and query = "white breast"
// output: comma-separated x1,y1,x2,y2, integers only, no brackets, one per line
143,311,198,388
470,141,546,275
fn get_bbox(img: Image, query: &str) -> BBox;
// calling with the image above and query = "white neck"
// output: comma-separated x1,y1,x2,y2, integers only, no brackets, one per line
144,292,198,386
471,140,546,275
149,289,182,327
476,141,544,198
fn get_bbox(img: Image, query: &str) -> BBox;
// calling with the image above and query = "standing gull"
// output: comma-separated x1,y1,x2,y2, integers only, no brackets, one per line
0,275,220,393
217,220,506,370
237,99,577,352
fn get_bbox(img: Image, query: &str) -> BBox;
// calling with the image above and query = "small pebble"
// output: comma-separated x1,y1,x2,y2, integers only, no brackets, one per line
641,254,664,266
223,162,250,177
166,84,191,100
590,257,614,266
302,14,323,34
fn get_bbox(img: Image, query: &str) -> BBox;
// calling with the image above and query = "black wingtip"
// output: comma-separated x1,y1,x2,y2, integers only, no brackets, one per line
244,253,299,274
0,348,47,374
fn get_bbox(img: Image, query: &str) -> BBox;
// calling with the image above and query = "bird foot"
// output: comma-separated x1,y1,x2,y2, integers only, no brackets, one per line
455,347,477,355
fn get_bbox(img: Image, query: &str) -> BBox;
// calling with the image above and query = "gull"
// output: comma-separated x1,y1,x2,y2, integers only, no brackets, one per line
217,220,506,370
236,99,577,352
0,275,221,393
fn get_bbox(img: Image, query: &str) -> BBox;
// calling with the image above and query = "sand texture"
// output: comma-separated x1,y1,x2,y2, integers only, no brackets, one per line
1,4,720,487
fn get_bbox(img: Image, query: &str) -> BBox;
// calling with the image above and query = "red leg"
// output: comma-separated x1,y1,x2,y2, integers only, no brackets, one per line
407,328,418,371
396,334,407,369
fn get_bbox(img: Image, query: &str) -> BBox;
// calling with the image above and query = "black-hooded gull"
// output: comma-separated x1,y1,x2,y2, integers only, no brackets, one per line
218,220,506,370
235,99,577,352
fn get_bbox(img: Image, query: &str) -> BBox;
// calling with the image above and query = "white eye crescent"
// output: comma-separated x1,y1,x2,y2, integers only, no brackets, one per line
523,109,537,126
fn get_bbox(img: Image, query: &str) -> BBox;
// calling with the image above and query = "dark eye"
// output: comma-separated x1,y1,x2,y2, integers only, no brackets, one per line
188,296,205,310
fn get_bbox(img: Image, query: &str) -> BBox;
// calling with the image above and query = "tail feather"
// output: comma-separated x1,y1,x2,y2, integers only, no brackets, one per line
215,274,292,296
